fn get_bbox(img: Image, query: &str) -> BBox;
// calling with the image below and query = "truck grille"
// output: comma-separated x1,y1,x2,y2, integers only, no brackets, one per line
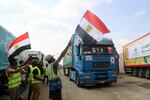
93,62,110,68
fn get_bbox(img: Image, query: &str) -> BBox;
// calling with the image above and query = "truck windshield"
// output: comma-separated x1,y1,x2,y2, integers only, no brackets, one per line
83,46,114,54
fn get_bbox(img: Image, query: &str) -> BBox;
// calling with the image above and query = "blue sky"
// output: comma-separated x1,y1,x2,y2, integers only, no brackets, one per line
0,0,150,56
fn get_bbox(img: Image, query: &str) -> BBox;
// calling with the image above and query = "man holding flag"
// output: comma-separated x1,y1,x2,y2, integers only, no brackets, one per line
6,32,31,100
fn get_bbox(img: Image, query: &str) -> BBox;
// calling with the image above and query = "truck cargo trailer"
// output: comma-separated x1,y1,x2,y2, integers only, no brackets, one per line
123,33,150,79
0,25,15,95
0,25,15,69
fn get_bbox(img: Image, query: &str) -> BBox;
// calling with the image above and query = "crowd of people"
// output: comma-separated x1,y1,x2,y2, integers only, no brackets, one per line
0,40,71,100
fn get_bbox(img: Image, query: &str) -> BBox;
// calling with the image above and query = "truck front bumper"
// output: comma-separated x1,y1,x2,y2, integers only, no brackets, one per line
79,79,117,86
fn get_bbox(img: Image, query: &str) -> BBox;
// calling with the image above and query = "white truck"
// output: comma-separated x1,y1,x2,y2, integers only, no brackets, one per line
18,50,45,63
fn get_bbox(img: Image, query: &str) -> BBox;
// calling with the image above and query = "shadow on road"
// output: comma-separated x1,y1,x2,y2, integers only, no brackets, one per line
83,83,114,90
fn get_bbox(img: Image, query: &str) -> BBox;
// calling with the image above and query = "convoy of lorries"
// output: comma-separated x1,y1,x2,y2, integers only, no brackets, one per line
0,25,150,91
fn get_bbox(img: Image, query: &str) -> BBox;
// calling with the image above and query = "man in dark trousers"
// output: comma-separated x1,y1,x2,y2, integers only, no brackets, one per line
45,40,71,100
31,60,44,100
43,64,49,86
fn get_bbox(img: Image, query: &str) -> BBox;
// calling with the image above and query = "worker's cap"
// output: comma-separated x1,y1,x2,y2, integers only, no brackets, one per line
45,55,53,61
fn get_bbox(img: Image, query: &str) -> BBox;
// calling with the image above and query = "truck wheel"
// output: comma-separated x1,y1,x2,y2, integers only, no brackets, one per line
76,74,82,87
63,68,66,76
68,68,70,76
138,69,144,78
133,68,138,77
145,70,150,79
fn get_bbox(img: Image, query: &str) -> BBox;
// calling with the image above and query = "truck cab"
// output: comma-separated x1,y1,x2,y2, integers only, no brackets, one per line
63,34,118,86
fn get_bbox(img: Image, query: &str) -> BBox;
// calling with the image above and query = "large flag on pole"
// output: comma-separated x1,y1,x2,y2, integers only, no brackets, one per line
75,10,110,44
7,32,31,58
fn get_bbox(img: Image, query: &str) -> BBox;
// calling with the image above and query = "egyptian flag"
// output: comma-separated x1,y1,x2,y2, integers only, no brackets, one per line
7,32,31,58
75,10,110,44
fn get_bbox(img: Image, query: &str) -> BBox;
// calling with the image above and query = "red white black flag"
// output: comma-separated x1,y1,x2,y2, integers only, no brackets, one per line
7,32,31,58
75,10,110,44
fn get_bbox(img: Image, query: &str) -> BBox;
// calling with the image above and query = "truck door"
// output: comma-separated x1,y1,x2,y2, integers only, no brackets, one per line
74,43,83,70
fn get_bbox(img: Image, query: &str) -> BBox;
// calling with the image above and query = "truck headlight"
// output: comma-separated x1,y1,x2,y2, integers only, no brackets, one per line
84,73,91,79
113,74,117,77
112,72,117,77
110,57,115,64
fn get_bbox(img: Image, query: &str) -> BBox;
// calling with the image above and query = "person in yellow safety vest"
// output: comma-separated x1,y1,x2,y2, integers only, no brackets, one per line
43,64,49,86
6,57,30,100
31,60,44,100
19,60,27,100
37,62,44,78
45,39,71,100
26,58,35,100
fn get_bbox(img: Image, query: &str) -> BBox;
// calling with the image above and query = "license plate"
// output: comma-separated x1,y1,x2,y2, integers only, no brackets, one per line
99,81,106,83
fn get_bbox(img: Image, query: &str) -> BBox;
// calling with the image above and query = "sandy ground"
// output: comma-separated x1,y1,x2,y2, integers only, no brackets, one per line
1,73,150,100
62,75,150,100
38,72,150,100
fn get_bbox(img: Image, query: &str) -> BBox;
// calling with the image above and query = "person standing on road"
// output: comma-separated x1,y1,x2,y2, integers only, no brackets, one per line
26,58,34,100
31,60,44,100
37,62,44,79
45,40,71,100
6,57,30,100
19,60,27,99
43,64,49,86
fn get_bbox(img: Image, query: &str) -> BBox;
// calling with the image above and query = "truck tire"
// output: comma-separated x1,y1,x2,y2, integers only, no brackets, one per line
138,69,144,78
76,74,82,87
133,68,138,77
63,68,66,76
69,73,72,81
145,69,150,79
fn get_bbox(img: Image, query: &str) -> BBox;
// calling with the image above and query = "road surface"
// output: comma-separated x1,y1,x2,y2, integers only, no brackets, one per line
2,72,150,100
39,72,150,100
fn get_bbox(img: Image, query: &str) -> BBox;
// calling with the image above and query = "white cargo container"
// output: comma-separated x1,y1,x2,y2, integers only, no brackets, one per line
18,50,44,63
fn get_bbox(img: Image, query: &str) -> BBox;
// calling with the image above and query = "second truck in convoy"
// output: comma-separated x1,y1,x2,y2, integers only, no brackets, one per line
63,34,118,86
123,33,150,79
0,26,15,96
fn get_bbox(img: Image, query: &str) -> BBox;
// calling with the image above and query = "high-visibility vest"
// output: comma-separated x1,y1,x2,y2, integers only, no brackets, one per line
31,66,41,84
48,63,59,81
29,65,35,80
8,69,21,89
44,67,48,76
